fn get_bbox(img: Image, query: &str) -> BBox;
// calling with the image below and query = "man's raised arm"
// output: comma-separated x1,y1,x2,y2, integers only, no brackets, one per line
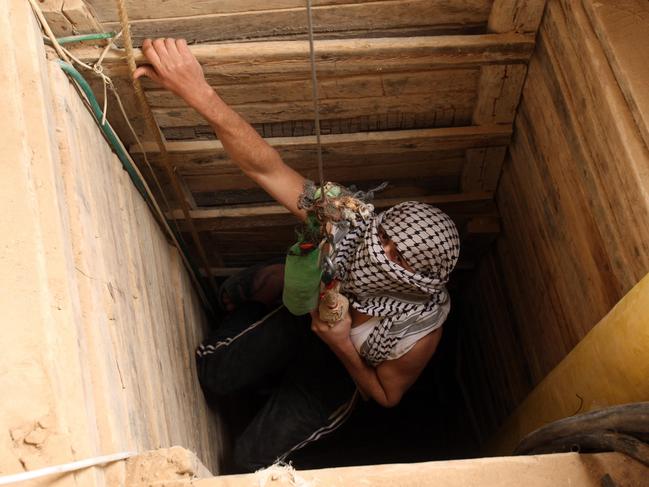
134,38,307,220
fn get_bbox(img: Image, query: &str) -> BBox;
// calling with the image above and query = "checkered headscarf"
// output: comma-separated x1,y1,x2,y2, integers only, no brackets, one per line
334,202,460,365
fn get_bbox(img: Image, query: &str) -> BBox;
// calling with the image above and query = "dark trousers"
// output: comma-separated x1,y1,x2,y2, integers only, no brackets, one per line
196,303,357,472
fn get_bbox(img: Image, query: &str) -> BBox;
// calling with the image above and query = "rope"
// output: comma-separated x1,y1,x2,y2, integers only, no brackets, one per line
255,462,313,487
305,2,350,313
305,0,325,197
114,0,220,299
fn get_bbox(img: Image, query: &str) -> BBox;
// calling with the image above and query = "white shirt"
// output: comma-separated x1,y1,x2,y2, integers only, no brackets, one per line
349,297,450,361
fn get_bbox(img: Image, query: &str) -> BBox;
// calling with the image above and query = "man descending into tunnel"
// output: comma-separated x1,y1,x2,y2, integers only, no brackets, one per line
135,38,460,472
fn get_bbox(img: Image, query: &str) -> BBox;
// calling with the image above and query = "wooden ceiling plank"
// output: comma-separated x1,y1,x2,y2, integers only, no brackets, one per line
152,92,477,128
190,178,459,208
73,34,535,84
175,196,497,233
472,64,528,125
138,126,511,211
87,0,490,23
466,63,528,194
471,1,546,198
37,0,76,36
183,158,463,192
187,152,464,178
488,0,548,34
91,0,491,43
134,125,512,157
144,70,480,108
62,0,104,33
167,191,494,220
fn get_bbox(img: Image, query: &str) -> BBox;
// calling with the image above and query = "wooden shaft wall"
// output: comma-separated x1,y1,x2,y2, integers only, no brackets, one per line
490,272,649,455
457,0,649,445
0,1,221,482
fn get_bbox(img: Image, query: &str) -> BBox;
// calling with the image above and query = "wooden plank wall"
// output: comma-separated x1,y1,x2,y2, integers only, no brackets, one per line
490,272,649,455
455,252,534,444
0,2,221,482
457,0,649,446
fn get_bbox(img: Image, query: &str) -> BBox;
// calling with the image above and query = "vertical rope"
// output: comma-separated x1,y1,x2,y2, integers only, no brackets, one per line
114,0,219,299
305,0,325,197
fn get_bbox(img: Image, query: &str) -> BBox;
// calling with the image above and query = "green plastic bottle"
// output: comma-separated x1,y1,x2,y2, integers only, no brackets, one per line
282,242,322,315
282,213,324,315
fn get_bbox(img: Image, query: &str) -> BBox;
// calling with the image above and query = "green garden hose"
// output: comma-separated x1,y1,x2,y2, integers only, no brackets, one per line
56,32,117,45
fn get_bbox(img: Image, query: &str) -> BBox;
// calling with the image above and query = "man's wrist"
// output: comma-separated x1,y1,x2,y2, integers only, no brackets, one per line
330,336,356,357
187,84,221,120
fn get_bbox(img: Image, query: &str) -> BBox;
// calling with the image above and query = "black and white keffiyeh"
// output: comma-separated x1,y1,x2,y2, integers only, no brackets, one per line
333,201,460,366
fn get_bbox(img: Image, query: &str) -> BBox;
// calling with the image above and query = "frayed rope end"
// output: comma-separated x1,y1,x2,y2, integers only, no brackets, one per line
254,461,315,487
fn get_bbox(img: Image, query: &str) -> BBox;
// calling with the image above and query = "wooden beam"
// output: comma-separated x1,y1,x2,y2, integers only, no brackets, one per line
488,0,548,33
465,2,541,197
37,0,75,36
468,65,526,195
74,34,535,84
181,196,497,264
167,192,494,220
179,210,497,240
132,125,513,172
88,0,491,23
153,92,476,128
84,33,522,137
472,64,528,124
488,0,649,391
144,70,479,108
37,0,103,35
91,0,492,43
62,0,103,33
144,69,481,127
461,146,508,192
182,159,462,193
